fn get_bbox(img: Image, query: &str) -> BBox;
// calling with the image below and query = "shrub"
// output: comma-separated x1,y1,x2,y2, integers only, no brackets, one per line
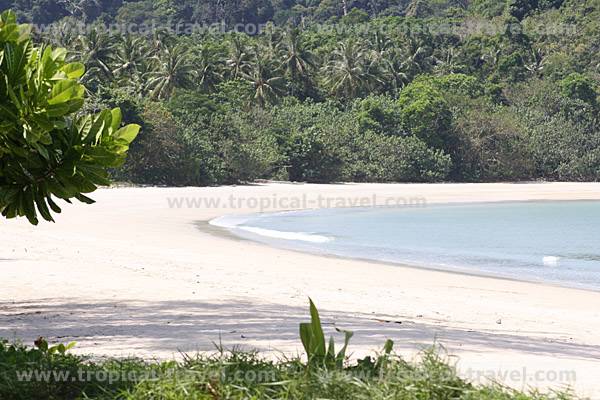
341,132,452,182
506,79,600,181
368,134,452,182
415,74,485,98
116,103,188,185
262,100,348,182
560,73,598,106
353,95,404,135
199,110,283,184
286,127,344,183
397,80,452,148
452,103,533,181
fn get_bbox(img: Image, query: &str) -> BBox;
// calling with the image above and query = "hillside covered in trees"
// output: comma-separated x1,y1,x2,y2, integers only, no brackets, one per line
2,0,599,184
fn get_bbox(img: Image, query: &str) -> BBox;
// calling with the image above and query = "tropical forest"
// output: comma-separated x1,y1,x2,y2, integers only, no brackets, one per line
2,0,600,186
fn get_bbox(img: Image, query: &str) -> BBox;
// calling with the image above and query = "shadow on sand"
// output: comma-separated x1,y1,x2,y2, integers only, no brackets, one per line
1,298,598,362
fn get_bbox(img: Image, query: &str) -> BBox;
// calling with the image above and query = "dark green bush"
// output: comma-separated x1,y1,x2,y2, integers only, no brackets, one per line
116,103,188,185
397,80,453,148
353,95,404,135
560,73,598,106
343,132,452,182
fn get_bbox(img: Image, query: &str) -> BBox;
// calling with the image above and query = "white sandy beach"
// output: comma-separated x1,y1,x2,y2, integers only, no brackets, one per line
2,182,600,397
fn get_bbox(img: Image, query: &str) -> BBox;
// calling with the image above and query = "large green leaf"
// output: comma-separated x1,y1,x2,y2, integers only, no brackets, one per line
113,124,140,143
58,62,85,80
110,108,122,132
47,79,84,106
299,323,312,358
308,298,326,357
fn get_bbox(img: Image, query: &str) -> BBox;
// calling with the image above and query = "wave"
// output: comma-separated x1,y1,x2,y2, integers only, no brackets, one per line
209,215,333,243
237,227,333,243
209,215,252,229
542,256,560,267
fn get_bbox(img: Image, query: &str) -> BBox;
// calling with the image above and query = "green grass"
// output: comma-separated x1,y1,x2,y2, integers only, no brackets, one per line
0,340,578,400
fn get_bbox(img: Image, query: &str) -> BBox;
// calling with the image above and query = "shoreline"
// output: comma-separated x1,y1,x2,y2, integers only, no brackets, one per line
204,198,600,294
202,218,600,295
2,183,600,397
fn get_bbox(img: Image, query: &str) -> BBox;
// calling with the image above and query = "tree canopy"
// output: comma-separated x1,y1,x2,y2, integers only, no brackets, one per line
1,0,599,191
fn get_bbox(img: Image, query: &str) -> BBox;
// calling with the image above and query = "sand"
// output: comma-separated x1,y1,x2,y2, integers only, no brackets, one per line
2,182,600,397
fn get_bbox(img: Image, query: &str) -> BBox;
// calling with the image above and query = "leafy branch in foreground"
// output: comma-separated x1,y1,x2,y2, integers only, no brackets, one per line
0,10,139,225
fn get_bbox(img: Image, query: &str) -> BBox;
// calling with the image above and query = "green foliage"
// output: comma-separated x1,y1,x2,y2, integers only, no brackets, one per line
398,79,452,148
322,39,384,99
286,127,344,182
247,99,346,183
510,79,600,181
0,339,158,399
204,111,283,184
33,337,76,356
469,0,506,17
507,0,565,20
419,73,485,98
340,8,369,24
353,95,403,135
3,0,599,186
299,298,355,369
259,99,451,183
508,0,537,20
366,134,452,182
560,73,598,106
452,100,533,181
0,10,139,225
116,103,188,185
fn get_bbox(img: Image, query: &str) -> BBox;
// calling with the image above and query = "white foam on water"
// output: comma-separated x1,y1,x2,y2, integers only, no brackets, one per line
209,214,251,228
543,256,560,267
210,214,334,243
237,226,333,243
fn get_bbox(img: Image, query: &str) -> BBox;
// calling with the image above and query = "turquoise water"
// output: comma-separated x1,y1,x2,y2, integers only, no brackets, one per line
212,201,600,290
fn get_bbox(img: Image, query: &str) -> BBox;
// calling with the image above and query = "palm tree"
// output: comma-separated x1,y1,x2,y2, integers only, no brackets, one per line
369,31,393,60
481,46,501,69
524,47,546,77
148,29,175,55
405,0,433,17
243,48,286,107
72,26,114,87
192,43,224,92
399,35,431,78
111,35,150,79
262,23,282,57
108,35,154,96
226,35,252,79
290,0,319,28
145,43,194,100
378,48,410,92
322,39,384,99
59,0,101,22
42,16,80,49
433,47,463,75
278,28,316,83
368,32,408,92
